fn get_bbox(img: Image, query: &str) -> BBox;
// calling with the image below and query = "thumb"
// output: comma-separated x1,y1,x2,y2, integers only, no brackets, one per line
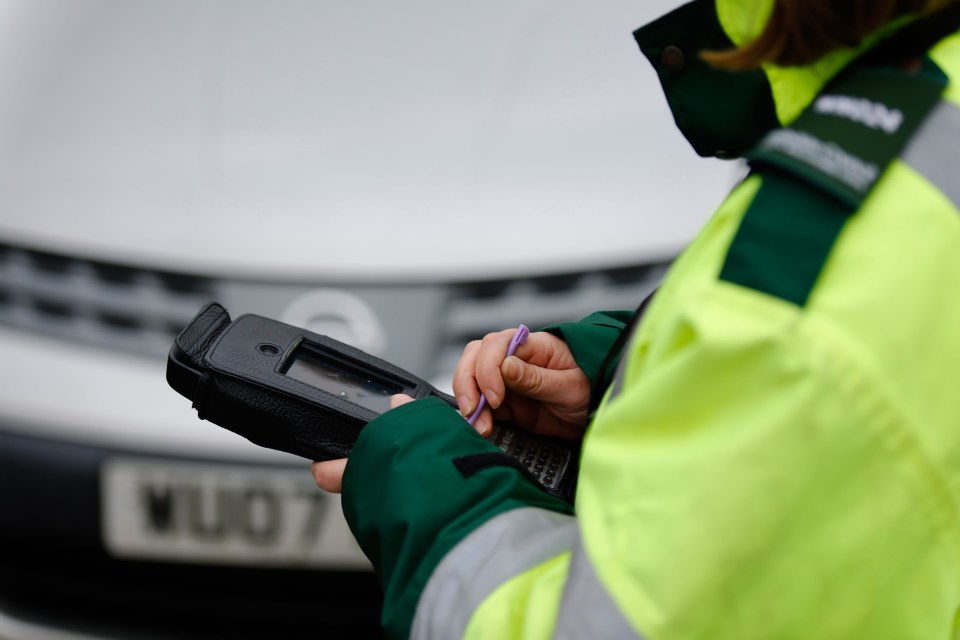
389,393,416,410
501,355,573,403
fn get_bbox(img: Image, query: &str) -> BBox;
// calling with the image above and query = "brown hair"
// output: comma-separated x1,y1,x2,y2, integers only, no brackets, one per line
702,0,956,70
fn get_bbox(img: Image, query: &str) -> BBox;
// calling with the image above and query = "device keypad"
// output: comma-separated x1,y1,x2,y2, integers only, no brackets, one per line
487,425,569,490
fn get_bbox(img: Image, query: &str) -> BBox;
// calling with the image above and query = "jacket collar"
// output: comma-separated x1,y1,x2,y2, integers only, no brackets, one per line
634,0,938,157
715,0,863,125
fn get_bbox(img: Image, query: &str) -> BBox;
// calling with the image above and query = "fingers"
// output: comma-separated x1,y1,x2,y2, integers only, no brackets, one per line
458,329,517,408
457,328,587,408
453,329,517,415
451,326,591,439
472,328,526,408
452,339,483,416
452,328,583,430
471,407,495,438
311,458,347,493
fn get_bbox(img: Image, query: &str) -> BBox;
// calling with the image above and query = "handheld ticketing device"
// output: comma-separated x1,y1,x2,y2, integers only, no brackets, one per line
166,303,578,501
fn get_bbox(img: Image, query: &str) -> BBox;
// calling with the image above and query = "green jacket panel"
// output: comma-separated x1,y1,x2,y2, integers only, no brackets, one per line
341,398,572,638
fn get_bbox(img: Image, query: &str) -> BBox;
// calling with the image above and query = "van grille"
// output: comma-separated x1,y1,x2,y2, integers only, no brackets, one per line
0,241,670,381
0,244,214,356
430,263,668,387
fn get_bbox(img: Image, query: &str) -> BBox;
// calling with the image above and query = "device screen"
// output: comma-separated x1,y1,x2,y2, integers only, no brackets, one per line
283,344,404,414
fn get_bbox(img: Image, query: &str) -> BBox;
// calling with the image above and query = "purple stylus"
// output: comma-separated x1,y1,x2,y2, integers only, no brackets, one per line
466,324,530,426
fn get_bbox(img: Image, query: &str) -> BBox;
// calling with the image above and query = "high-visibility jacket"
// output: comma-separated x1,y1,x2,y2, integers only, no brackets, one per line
339,1,960,638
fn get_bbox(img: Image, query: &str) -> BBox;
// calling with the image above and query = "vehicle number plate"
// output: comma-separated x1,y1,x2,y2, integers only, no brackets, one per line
101,458,357,567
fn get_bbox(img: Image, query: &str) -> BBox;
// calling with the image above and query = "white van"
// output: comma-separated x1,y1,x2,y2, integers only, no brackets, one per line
0,1,732,638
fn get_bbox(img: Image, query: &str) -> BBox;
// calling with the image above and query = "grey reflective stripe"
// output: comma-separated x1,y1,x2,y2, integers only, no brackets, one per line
410,507,577,639
606,322,640,404
902,99,960,210
606,348,629,403
554,534,644,640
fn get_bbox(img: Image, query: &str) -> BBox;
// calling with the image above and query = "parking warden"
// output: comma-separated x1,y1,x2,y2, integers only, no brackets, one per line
315,0,960,637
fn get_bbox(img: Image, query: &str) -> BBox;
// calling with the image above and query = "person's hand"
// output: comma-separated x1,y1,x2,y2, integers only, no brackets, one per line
311,393,415,494
453,328,589,440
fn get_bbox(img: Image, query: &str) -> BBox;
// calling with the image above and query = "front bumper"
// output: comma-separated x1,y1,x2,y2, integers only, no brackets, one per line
0,431,382,640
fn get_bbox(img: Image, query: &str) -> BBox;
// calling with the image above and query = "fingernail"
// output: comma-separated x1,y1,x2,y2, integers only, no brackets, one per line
502,356,522,382
484,390,501,409
458,395,473,415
